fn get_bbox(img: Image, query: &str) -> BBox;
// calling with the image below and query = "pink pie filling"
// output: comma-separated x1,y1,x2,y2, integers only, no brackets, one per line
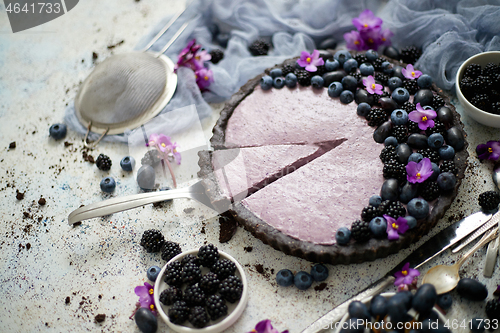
224,85,385,245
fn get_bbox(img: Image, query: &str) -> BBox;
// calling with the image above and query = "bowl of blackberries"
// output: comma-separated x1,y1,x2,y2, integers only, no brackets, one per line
456,51,500,127
153,244,248,333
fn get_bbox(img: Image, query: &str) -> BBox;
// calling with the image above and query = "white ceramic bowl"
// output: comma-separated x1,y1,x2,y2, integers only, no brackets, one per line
456,51,500,127
153,249,249,333
334,292,446,333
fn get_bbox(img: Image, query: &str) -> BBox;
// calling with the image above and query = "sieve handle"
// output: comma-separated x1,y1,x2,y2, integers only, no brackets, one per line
156,21,190,57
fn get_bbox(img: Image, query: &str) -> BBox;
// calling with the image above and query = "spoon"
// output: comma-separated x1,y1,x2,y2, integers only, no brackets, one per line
493,165,500,190
422,227,498,294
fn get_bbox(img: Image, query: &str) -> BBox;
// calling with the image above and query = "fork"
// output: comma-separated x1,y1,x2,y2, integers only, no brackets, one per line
67,180,219,225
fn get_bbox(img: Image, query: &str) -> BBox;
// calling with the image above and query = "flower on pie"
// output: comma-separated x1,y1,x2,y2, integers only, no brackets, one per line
363,75,384,95
345,10,392,51
297,50,324,72
406,157,433,184
384,214,409,241
352,9,383,31
134,282,157,315
379,28,394,46
408,103,437,130
394,262,420,291
402,64,422,80
476,141,500,161
344,30,366,51
195,67,214,91
359,27,383,50
248,320,289,333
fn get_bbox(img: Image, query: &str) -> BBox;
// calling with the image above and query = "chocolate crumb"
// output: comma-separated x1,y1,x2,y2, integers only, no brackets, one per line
200,226,206,234
73,222,82,227
26,243,31,250
16,191,24,200
65,296,70,304
107,40,124,49
183,208,195,214
244,246,253,253
64,141,73,147
23,212,30,218
38,198,46,205
98,294,102,299
92,52,98,61
9,142,16,149
314,283,327,291
255,264,264,274
95,314,106,323
219,214,237,243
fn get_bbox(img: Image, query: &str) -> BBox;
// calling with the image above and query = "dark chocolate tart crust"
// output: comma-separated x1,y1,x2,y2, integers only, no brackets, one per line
198,52,469,265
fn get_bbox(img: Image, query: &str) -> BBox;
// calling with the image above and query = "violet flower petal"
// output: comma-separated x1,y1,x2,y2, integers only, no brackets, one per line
344,30,365,51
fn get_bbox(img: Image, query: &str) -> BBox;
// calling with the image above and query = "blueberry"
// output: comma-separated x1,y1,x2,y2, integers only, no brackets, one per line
369,217,387,238
381,179,399,201
343,58,358,73
408,152,423,163
400,182,418,204
49,123,67,140
384,136,398,147
348,300,370,321
423,105,434,110
356,102,371,117
427,133,444,149
387,77,403,91
311,75,324,89
390,109,408,125
470,318,486,333
328,82,343,98
294,271,313,290
405,215,417,229
270,68,282,78
437,172,456,191
100,177,116,193
369,195,382,207
439,145,455,160
392,65,405,80
339,90,354,104
120,156,135,171
365,49,378,62
387,296,407,324
370,294,388,318
335,227,351,245
325,59,339,72
391,87,410,104
135,307,158,333
429,162,440,181
417,74,433,88
285,73,297,88
359,63,374,76
333,50,352,66
412,284,437,314
260,75,273,90
273,77,285,89
407,198,429,219
436,293,452,310
341,75,357,92
457,278,488,301
276,269,294,287
137,165,155,190
310,264,329,282
381,61,394,75
147,265,161,281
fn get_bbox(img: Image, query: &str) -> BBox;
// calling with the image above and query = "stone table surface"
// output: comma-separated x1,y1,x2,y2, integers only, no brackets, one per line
1,1,500,332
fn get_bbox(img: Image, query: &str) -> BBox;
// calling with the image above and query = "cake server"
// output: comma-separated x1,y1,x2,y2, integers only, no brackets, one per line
301,211,492,333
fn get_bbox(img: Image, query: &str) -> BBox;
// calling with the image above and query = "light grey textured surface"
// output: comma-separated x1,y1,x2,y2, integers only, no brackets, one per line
1,1,500,333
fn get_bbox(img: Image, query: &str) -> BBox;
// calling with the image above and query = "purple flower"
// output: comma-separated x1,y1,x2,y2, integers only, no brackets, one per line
194,49,212,70
402,64,422,80
385,215,409,240
406,157,433,184
134,282,157,315
147,133,161,147
394,262,420,290
297,50,324,72
344,30,366,51
476,141,500,161
175,39,203,72
408,103,437,130
379,28,393,46
249,320,289,333
195,67,214,91
363,75,384,95
359,27,383,50
352,9,382,31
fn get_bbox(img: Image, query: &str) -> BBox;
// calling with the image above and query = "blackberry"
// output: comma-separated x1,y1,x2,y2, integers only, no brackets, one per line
351,220,371,242
161,241,182,261
478,191,500,211
183,284,206,306
315,65,327,77
474,75,493,91
366,108,387,127
418,181,440,201
463,63,482,79
206,294,228,321
361,205,382,222
140,229,165,253
182,262,202,285
164,261,183,287
141,149,162,167
392,124,408,143
372,57,384,71
219,275,243,303
403,79,419,95
199,271,220,295
375,72,389,85
354,53,369,65
198,243,220,267
431,95,445,110
378,200,406,219
188,306,210,328
471,93,490,111
248,39,271,56
460,77,475,98
418,148,440,163
295,69,311,86
281,63,295,77
159,287,182,306
439,160,458,175
425,120,446,137
350,71,361,82
492,101,500,114
209,49,224,64
484,63,500,77
380,145,397,163
211,259,236,280
400,46,421,64
486,299,500,321
492,74,500,89
95,154,112,171
407,120,421,134
383,160,407,183
168,301,190,325
402,101,416,113
180,254,200,267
